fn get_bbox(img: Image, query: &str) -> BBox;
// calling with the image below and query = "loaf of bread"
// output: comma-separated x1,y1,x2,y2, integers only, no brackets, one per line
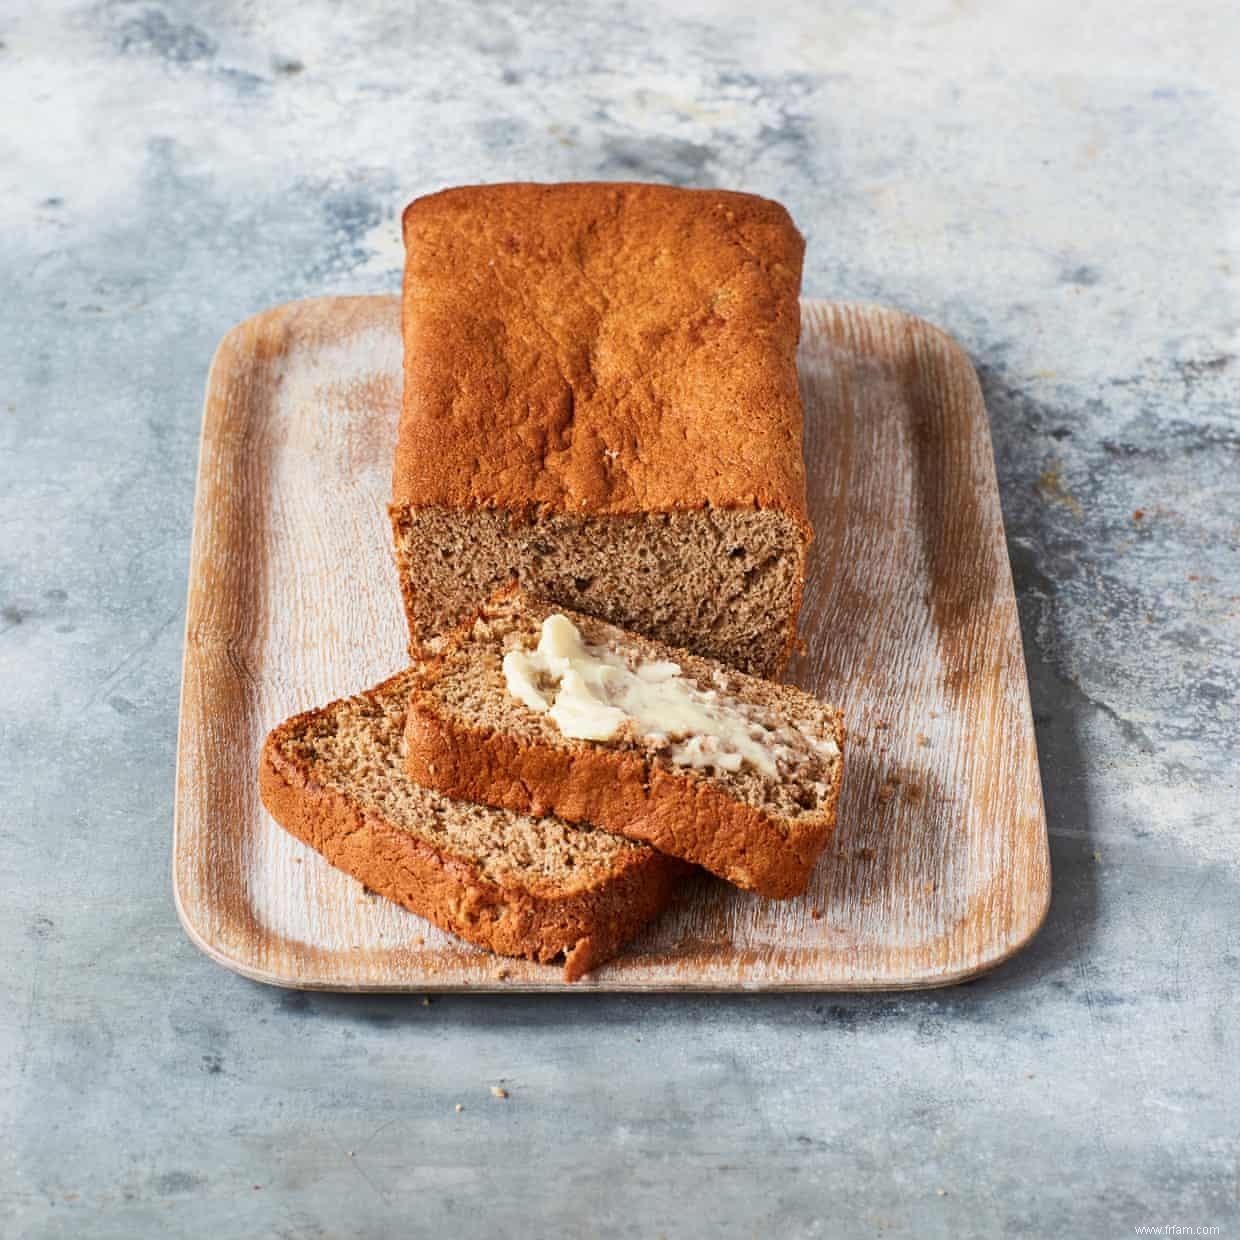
403,590,845,898
259,668,685,979
391,181,811,677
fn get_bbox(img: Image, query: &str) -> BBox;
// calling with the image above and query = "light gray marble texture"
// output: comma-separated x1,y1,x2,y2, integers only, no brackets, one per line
2,2,1238,1237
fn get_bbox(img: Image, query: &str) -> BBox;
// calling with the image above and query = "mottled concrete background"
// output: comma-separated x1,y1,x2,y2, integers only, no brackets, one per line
2,2,1238,1236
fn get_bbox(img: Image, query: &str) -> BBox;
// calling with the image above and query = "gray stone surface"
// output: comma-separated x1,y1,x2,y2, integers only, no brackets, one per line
2,2,1238,1236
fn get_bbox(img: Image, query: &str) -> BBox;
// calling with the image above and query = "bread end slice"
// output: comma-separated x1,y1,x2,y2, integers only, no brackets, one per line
259,669,684,980
405,591,845,898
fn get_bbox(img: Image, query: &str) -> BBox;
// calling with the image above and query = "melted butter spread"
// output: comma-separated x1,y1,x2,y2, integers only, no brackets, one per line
501,614,839,777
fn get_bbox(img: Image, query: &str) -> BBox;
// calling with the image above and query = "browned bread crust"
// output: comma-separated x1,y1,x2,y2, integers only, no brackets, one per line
259,671,684,980
394,181,809,522
404,592,846,899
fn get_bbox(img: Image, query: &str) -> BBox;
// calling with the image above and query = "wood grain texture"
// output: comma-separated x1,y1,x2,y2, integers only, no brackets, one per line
174,295,1050,991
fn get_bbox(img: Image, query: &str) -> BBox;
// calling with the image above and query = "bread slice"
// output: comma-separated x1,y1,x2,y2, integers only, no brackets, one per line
391,181,811,677
404,591,846,899
258,669,684,980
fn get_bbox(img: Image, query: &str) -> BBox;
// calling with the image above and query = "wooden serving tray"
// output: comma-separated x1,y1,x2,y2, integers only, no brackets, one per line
174,296,1050,991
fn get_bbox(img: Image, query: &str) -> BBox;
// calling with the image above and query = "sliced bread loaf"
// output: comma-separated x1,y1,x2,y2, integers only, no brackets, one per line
404,590,846,899
391,182,811,677
259,669,684,980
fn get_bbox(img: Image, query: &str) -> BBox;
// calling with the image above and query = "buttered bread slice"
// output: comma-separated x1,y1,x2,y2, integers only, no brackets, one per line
404,590,845,898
